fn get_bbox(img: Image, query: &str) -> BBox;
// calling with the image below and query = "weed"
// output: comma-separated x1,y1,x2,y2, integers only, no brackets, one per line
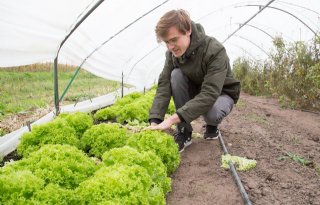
276,144,283,150
278,152,311,166
235,99,246,109
245,112,267,124
291,135,300,145
65,93,96,103
278,95,287,108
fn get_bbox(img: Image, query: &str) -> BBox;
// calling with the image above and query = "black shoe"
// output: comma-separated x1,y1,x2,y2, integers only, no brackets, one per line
174,132,192,153
204,125,221,140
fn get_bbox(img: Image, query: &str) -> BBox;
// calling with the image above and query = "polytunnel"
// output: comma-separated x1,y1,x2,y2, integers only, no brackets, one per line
1,0,319,86
0,1,319,204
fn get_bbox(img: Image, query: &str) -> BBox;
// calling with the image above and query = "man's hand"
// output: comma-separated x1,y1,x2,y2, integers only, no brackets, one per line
150,122,158,127
148,113,181,131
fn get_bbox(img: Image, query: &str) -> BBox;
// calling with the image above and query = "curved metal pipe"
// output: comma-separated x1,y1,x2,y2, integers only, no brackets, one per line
53,0,105,115
243,24,275,40
77,0,168,69
223,0,275,43
276,1,319,16
237,4,318,36
234,34,270,57
226,42,259,61
241,23,295,57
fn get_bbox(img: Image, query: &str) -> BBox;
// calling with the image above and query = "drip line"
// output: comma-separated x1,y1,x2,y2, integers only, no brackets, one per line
218,134,253,205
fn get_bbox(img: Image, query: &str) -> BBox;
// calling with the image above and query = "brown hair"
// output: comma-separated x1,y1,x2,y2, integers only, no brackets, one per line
155,9,191,42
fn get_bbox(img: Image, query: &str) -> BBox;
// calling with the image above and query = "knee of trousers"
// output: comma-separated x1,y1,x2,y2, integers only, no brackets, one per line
203,108,225,125
170,68,186,88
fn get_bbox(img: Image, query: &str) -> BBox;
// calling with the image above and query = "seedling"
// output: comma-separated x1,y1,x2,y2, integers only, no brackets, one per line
291,135,300,145
278,152,311,166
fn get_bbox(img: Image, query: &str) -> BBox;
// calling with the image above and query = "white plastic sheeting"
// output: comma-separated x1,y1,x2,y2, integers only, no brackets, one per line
0,0,319,88
0,87,137,158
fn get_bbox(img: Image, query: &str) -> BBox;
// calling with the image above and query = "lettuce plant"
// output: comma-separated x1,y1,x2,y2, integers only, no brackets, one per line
31,183,75,205
127,130,180,174
6,144,97,189
17,118,79,157
167,99,176,114
221,154,257,171
94,89,175,124
102,146,171,194
76,164,165,205
81,123,128,158
93,92,143,121
0,170,44,204
113,91,143,107
115,99,151,123
57,112,93,137
93,106,118,121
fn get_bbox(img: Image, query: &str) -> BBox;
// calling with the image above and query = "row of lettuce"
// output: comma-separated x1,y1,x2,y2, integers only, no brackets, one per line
0,89,178,205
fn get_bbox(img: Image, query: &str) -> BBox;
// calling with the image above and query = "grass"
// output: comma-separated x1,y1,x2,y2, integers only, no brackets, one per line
0,63,122,120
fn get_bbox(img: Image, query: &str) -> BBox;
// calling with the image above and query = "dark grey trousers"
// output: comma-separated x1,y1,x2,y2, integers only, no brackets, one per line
171,68,234,132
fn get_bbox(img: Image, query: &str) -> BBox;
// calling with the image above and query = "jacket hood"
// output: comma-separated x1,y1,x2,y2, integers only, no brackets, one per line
184,21,206,57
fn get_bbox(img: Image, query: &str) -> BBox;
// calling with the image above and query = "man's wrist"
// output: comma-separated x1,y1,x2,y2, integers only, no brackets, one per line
169,113,181,124
176,112,185,122
149,118,162,125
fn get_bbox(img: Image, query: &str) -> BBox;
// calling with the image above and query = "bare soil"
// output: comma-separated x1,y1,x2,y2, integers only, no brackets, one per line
166,93,320,205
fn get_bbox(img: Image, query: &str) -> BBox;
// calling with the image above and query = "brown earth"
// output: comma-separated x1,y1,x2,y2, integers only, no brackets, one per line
166,93,320,205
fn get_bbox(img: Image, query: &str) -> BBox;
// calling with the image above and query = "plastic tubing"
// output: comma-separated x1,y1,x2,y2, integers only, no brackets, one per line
218,134,253,205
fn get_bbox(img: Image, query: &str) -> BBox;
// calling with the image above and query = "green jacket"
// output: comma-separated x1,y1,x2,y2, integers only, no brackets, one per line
149,22,240,124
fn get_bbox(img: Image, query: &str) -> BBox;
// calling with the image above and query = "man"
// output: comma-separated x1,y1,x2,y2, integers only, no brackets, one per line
149,9,240,152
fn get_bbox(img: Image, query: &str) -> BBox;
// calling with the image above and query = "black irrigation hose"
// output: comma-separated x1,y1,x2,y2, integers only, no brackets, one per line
218,134,252,205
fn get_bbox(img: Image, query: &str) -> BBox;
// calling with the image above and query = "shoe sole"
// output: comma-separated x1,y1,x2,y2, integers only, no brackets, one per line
204,131,221,140
179,140,192,153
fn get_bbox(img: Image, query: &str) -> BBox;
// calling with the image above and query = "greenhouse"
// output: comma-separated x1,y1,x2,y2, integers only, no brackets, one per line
0,0,319,204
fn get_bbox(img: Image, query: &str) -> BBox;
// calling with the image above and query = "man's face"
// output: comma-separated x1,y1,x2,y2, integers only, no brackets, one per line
161,26,191,57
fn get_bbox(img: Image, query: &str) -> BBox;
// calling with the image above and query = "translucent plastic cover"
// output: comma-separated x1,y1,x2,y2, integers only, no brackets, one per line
0,0,318,88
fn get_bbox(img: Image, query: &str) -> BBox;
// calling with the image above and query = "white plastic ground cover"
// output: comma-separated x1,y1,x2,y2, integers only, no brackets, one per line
0,87,137,158
1,1,318,89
